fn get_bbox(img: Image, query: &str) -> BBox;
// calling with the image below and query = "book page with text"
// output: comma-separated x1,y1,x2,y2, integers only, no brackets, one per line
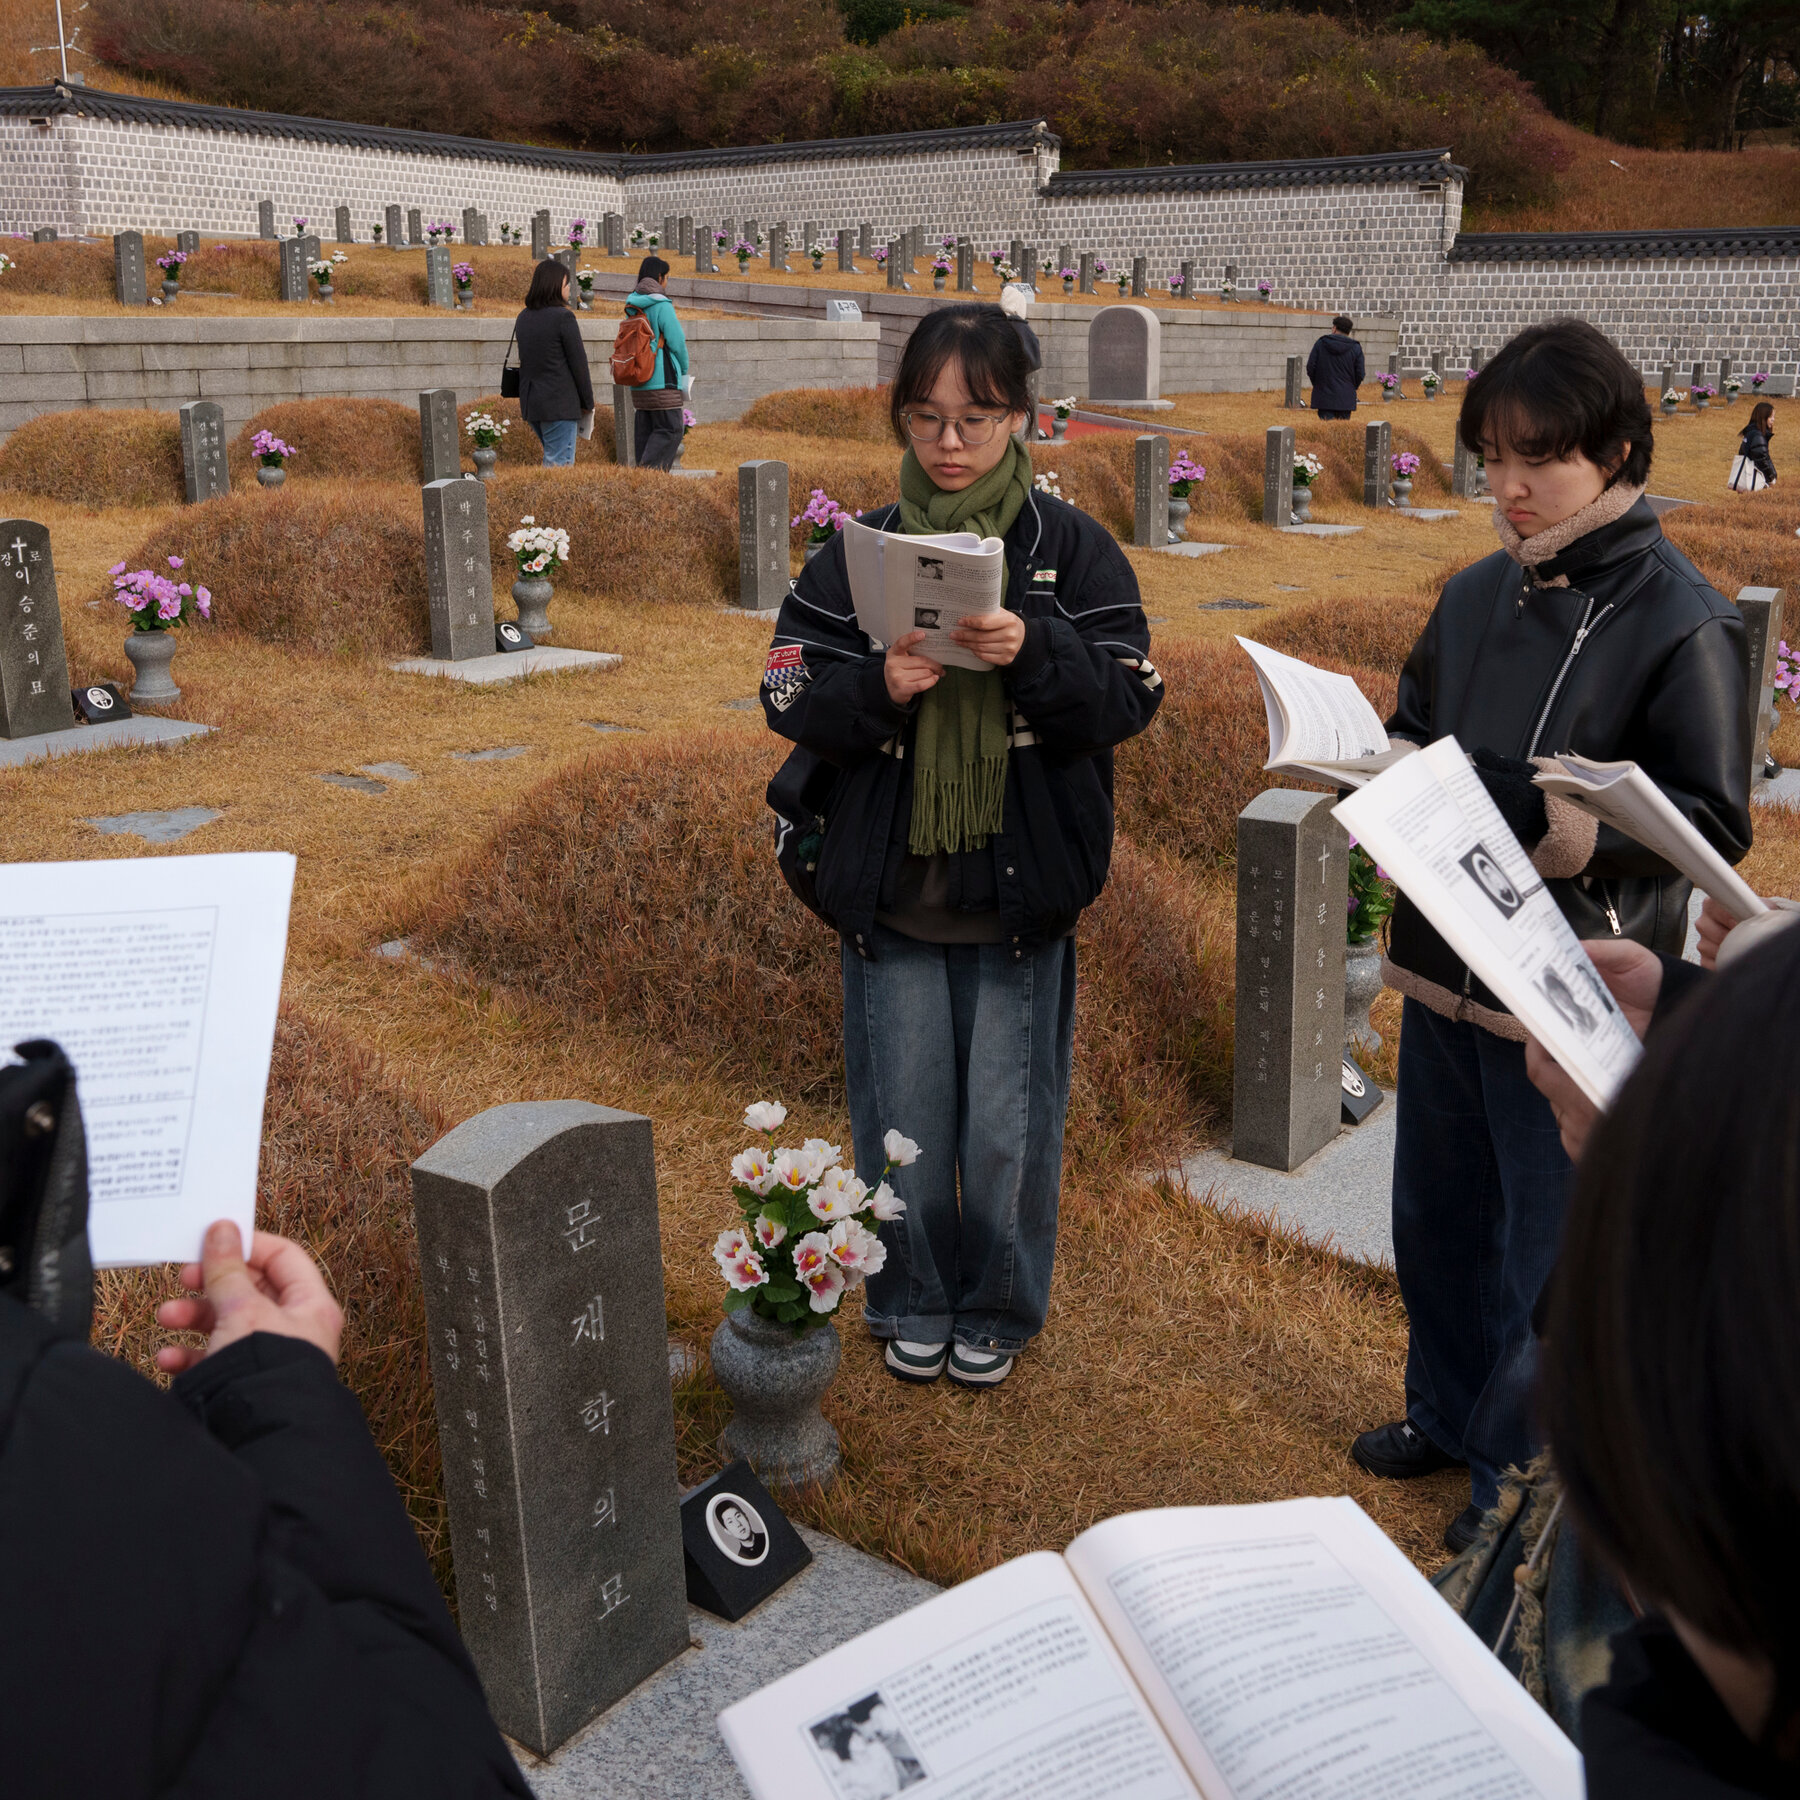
1066,1499,1581,1800
0,853,295,1266
718,1551,1203,1800
1236,638,1390,770
882,532,1004,674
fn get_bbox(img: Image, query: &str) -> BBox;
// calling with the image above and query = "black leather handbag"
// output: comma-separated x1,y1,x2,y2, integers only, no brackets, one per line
500,326,520,399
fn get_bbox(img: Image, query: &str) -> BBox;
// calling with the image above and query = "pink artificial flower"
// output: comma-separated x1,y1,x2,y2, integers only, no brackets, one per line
108,561,126,575
867,1181,906,1222
826,1217,886,1284
722,1249,768,1292
167,555,183,569
753,1212,787,1250
791,1231,832,1283
801,1259,845,1313
195,586,212,617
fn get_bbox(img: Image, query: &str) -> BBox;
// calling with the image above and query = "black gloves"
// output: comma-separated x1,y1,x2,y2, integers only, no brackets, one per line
1471,747,1549,848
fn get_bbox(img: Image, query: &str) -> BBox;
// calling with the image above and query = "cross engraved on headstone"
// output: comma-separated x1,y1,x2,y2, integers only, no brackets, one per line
31,227,56,243
179,401,229,504
407,207,423,247
176,229,199,255
412,1101,689,1755
739,460,790,611
1284,355,1302,410
1264,425,1295,525
113,231,146,307
1232,792,1348,1170
337,204,353,244
420,477,495,661
426,244,454,310
385,204,403,251
419,389,460,485
1078,251,1095,295
612,385,637,469
532,212,550,260
1735,586,1786,788
1088,306,1161,402
1133,434,1169,549
1363,419,1392,508
0,519,76,739
257,199,275,240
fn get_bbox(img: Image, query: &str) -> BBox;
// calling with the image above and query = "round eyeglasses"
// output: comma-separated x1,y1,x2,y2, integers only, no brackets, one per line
900,410,1007,445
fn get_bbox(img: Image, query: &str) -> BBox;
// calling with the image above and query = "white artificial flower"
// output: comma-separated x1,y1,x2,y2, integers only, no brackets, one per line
731,1147,778,1195
721,1248,768,1291
801,1259,846,1313
882,1128,921,1167
712,1227,750,1267
754,1212,787,1250
867,1181,906,1222
826,1216,885,1284
801,1137,841,1172
808,1166,867,1221
743,1100,787,1133
770,1147,814,1192
791,1230,833,1281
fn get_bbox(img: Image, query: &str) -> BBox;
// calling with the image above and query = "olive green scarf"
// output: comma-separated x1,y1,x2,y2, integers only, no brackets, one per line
897,439,1033,855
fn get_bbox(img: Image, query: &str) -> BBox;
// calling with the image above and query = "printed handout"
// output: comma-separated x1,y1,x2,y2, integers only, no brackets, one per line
1236,638,1417,787
843,516,1007,674
0,852,296,1266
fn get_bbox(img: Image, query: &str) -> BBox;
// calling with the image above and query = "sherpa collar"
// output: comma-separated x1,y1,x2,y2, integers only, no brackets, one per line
1493,481,1647,587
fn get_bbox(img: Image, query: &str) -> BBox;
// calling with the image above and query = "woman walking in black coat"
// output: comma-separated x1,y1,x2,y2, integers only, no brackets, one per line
1733,401,1778,490
512,259,593,467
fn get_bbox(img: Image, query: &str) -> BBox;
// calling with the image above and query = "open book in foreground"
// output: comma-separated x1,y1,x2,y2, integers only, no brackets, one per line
1236,637,1417,788
718,1496,1580,1800
1335,737,1644,1110
843,515,1005,675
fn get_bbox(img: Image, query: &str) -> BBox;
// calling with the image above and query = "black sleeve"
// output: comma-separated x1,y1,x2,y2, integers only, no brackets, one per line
1305,341,1321,383
1386,605,1439,745
562,310,595,414
1748,434,1779,485
1649,952,1709,1030
1352,344,1366,386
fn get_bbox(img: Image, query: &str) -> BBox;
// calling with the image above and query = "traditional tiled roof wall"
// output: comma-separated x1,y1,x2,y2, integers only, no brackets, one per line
0,88,1793,387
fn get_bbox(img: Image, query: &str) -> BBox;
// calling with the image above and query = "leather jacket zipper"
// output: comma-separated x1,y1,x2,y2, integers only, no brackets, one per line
1525,594,1615,758
1600,880,1622,935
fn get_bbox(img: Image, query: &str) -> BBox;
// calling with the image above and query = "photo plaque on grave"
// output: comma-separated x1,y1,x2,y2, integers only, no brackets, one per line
680,1460,811,1622
0,520,76,739
179,400,229,504
421,477,496,662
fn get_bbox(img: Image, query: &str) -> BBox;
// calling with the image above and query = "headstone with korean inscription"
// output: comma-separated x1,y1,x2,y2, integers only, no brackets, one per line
1019,245,1038,289
1264,425,1295,524
419,389,461,486
421,477,495,662
178,400,229,504
605,213,624,258
1452,435,1481,500
113,231,147,307
425,243,454,310
678,215,693,256
956,240,974,292
1130,254,1146,298
411,1101,689,1755
258,199,275,240
662,214,677,252
858,221,873,258
278,237,307,304
738,460,789,611
1232,791,1348,1171
176,229,199,255
767,221,788,273
612,385,637,468
407,207,423,247
462,206,481,245
1362,418,1392,507
1284,354,1302,410
336,204,353,244
531,212,550,260
695,228,716,275
1735,586,1786,787
385,203,403,251
0,520,75,739
1078,251,1095,295
1133,434,1169,548
836,228,855,274
1088,306,1160,403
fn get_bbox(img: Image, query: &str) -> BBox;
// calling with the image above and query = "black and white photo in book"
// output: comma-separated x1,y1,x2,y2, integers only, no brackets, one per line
808,1693,927,1799
912,606,942,629
1458,843,1529,918
1537,965,1597,1035
915,557,946,582
706,1492,770,1567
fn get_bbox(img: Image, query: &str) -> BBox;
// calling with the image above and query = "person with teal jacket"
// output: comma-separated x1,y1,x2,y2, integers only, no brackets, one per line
622,256,689,471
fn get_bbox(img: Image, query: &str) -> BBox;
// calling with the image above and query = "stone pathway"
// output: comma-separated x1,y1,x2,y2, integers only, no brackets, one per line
452,745,532,762
87,806,222,843
318,772,388,795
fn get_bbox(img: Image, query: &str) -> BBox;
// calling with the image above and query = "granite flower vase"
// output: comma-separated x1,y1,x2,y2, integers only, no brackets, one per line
1392,478,1413,506
1291,484,1314,523
711,1306,841,1490
1167,496,1190,540
1345,937,1383,1059
161,279,178,302
1052,416,1068,440
124,628,180,705
511,575,553,641
471,445,499,482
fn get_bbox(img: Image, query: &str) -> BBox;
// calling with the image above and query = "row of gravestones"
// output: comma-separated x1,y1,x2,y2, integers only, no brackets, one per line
1282,348,1488,414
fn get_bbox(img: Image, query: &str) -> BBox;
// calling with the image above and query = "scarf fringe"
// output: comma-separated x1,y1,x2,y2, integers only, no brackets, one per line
909,750,1008,855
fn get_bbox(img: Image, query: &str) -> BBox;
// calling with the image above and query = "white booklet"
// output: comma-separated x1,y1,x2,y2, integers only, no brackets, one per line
1236,638,1417,787
0,853,296,1266
1532,752,1766,923
718,1496,1580,1800
843,515,1006,674
1335,738,1643,1109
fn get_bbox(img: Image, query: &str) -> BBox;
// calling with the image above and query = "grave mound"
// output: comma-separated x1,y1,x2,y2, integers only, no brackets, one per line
456,394,616,468
0,407,184,506
740,384,893,442
1254,591,1433,676
229,397,424,485
1663,492,1800,600
1029,435,1136,539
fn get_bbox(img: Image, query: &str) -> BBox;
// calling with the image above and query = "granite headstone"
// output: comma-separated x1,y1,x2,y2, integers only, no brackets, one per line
337,204,353,243
1284,354,1302,409
836,228,854,274
1019,245,1037,289
386,203,404,250
858,221,873,258
532,212,550,260
411,1102,689,1755
461,206,480,245
419,388,461,485
768,221,788,273
1452,436,1481,499
277,236,307,304
1263,425,1295,525
678,215,693,256
425,244,455,309
1362,418,1392,507
612,385,637,468
0,519,75,739
1735,586,1786,786
662,214,677,252
31,227,56,243
113,231,147,307
1178,258,1193,299
178,400,228,504
421,477,495,661
176,229,199,255
886,243,904,290
407,207,423,247
695,229,716,275
1133,434,1170,549
1088,305,1161,402
1130,254,1146,298
258,199,275,240
1078,251,1095,295
738,460,790,611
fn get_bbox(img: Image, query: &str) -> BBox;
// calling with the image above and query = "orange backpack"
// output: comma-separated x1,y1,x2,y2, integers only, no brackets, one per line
609,306,663,386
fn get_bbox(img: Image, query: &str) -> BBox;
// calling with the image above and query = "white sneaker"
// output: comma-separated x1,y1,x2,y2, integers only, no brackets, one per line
884,1339,949,1384
947,1343,1015,1388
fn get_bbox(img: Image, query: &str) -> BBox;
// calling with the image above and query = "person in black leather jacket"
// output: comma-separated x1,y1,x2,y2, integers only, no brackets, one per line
1735,401,1778,489
1350,318,1753,1554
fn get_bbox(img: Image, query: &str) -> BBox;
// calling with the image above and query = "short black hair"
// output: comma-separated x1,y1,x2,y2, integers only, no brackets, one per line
1332,315,1354,334
889,304,1035,445
1541,926,1800,1750
1460,317,1653,488
638,255,669,283
525,258,569,310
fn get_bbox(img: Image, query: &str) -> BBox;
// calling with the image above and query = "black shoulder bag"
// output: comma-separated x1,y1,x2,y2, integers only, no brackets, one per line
500,325,520,399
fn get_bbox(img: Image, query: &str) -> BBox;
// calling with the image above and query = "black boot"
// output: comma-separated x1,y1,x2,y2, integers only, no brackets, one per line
1351,1418,1464,1479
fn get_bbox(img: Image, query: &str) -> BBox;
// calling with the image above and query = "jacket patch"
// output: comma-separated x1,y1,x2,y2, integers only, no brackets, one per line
1032,568,1057,582
762,642,809,712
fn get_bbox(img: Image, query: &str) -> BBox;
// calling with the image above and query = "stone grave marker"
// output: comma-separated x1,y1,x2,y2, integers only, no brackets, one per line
1263,425,1295,525
957,241,974,291
336,204,353,243
1078,251,1095,295
0,520,76,740
1660,362,1675,396
426,244,455,309
738,460,790,611
419,389,461,485
1133,434,1170,548
662,214,677,252
1178,258,1193,298
258,198,275,239
1087,306,1161,402
1057,242,1073,274
1284,355,1302,409
386,203,404,250
532,212,550,260
887,244,904,290
742,219,759,254
1232,791,1348,1171
1469,346,1486,372
113,231,147,307
613,386,637,468
277,237,307,304
461,206,480,244
824,299,862,323
411,1101,689,1754
1225,262,1238,291
1387,351,1404,398
178,400,229,504
858,221,873,257
768,221,789,273
1130,254,1146,297
1735,586,1785,786
802,219,817,254
1452,436,1481,499
31,227,56,243
603,213,622,257
1431,350,1444,381
1008,237,1023,272
695,229,716,275
1019,245,1037,288
1720,356,1734,392
678,216,693,256
1692,361,1706,390
1362,419,1392,507
422,477,495,662
176,229,199,254
407,207,423,247
836,228,855,274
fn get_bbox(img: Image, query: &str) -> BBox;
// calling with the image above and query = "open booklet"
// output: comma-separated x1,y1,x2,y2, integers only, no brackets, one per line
718,1496,1580,1800
843,514,1005,674
1335,737,1644,1110
1236,638,1417,788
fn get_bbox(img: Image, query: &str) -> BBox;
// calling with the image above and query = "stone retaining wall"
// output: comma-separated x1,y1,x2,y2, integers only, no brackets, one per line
0,314,880,441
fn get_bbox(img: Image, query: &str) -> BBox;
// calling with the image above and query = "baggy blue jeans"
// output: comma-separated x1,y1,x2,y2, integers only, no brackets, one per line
1392,998,1572,1510
842,923,1077,1354
529,417,578,467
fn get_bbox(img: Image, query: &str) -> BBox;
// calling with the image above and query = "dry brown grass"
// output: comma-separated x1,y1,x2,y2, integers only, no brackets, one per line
228,398,423,486
1663,490,1800,602
0,406,184,506
741,383,891,442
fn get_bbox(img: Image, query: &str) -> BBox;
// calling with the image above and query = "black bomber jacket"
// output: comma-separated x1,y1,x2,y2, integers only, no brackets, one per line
1386,497,1754,1012
760,490,1164,957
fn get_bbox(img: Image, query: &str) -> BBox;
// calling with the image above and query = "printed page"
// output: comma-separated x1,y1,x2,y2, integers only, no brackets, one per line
1534,753,1766,922
1334,737,1642,1109
718,1551,1203,1800
0,853,296,1266
842,517,1005,673
1065,1499,1581,1800
1236,638,1390,772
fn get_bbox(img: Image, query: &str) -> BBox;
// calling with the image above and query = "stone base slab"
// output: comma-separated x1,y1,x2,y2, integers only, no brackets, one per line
1160,541,1232,557
0,714,212,766
1394,506,1460,520
389,647,621,684
1277,522,1363,537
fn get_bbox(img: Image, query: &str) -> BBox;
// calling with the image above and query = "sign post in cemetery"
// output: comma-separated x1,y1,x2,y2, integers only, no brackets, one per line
1362,419,1392,508
179,400,229,504
1232,792,1349,1171
412,1101,690,1755
738,460,790,612
113,230,146,307
1133,434,1169,548
1735,586,1786,787
1263,425,1295,525
1,520,75,740
421,477,496,662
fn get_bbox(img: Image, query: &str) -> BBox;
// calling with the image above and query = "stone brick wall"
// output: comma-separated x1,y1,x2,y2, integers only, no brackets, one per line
0,314,879,442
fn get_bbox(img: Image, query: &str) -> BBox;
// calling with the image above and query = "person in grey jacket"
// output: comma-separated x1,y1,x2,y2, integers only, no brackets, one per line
513,259,594,467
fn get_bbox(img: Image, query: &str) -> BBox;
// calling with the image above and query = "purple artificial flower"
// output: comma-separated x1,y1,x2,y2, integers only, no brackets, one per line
195,586,212,617
108,560,126,575
167,554,183,569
